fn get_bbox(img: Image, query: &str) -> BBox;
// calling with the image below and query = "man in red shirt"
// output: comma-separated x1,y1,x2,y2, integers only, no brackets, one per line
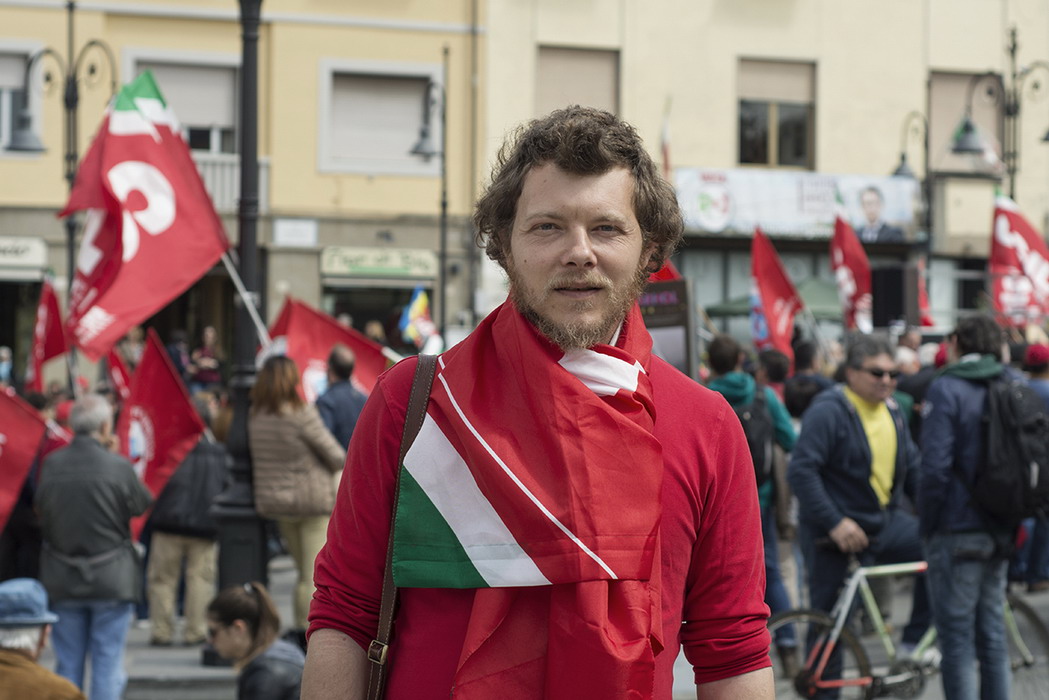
303,107,772,699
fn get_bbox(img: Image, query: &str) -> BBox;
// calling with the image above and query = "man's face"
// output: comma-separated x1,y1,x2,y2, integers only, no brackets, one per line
845,352,898,404
860,190,882,224
506,163,653,350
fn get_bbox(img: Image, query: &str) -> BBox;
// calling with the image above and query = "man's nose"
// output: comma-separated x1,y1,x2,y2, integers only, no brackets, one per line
561,226,596,267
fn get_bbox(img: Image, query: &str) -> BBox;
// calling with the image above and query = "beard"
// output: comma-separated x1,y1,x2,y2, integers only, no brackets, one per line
507,262,650,350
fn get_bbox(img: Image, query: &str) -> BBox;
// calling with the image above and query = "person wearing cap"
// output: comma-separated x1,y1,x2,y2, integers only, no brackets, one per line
1014,343,1049,593
0,577,84,700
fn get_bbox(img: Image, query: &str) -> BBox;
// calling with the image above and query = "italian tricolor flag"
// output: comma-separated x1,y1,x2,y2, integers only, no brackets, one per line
390,302,662,590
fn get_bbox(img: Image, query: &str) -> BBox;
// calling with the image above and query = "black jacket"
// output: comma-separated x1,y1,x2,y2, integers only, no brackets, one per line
149,437,230,539
239,639,304,700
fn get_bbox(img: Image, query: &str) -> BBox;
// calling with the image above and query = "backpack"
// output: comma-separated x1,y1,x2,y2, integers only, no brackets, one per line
965,378,1049,528
735,389,775,487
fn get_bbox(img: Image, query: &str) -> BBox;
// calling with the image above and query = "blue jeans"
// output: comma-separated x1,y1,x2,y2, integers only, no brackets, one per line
762,501,797,647
51,599,134,700
925,532,1010,700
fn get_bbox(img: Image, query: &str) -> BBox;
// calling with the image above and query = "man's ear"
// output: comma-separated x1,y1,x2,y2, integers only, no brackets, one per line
641,243,659,274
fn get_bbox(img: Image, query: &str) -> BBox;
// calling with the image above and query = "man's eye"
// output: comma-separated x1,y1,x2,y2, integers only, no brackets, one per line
536,223,557,231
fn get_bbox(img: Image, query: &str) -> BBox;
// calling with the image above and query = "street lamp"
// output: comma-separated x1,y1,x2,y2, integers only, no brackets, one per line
951,27,1049,199
211,0,268,600
892,110,931,244
8,0,116,387
410,46,450,338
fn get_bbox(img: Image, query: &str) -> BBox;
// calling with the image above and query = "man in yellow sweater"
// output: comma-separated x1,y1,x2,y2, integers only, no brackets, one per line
788,335,930,651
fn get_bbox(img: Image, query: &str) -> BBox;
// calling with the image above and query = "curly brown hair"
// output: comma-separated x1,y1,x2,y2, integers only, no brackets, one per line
474,106,683,273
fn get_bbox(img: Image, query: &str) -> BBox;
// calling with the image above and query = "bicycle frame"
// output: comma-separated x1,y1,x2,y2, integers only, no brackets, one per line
810,559,935,692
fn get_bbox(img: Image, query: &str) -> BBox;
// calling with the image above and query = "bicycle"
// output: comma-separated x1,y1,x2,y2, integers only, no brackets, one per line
767,557,1049,698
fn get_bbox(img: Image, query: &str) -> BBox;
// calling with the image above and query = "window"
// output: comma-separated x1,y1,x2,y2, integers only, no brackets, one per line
536,47,619,116
0,52,28,150
738,60,815,168
319,59,441,176
136,62,238,153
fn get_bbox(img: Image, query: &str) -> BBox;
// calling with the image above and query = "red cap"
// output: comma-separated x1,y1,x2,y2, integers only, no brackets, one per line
1025,343,1049,369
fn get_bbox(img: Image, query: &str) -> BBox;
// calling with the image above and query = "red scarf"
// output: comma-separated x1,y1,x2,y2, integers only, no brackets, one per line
428,301,664,697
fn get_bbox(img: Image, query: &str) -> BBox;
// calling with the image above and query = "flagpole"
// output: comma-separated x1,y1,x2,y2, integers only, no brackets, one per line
221,252,271,347
799,306,835,364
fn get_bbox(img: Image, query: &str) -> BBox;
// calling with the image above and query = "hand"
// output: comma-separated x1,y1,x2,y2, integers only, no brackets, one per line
829,517,868,553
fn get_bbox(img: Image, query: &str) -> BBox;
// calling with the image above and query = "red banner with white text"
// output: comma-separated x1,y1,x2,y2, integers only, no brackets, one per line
59,72,229,361
989,196,1049,327
24,279,67,393
830,216,872,332
116,329,204,540
0,388,48,531
750,228,802,362
268,297,391,400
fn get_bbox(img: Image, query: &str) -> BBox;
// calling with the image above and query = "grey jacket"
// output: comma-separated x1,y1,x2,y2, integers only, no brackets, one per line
35,435,153,603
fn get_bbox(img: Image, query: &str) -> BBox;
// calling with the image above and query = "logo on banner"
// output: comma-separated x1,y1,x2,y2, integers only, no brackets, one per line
126,406,155,480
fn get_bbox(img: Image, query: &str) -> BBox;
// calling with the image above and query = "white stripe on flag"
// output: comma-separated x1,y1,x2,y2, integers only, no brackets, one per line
558,348,643,397
436,356,619,579
404,415,550,586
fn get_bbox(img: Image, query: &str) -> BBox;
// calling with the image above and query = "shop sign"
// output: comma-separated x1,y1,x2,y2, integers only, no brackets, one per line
674,168,920,241
0,237,47,268
321,246,437,278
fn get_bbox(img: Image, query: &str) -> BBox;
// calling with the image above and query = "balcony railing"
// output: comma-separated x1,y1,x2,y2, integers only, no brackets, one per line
191,152,270,215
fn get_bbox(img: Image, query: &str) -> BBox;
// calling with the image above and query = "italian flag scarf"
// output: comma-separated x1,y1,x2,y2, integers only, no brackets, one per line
392,300,665,697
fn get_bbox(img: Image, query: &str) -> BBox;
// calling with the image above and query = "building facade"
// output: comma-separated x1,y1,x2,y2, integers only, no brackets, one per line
2,0,1047,381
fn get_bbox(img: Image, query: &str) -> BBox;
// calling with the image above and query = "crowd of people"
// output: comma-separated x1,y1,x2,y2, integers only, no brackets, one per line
3,105,1046,700
0,328,374,699
709,316,1049,698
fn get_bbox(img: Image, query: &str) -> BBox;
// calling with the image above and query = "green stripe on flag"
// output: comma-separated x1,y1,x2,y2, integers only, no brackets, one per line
392,466,488,589
114,71,167,112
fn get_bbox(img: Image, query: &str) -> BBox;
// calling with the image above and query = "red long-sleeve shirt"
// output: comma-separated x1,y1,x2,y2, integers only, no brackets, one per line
310,355,770,698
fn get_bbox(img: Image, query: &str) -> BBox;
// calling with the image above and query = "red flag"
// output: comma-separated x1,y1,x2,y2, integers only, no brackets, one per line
24,279,67,393
750,228,802,361
989,195,1049,327
917,256,935,327
59,72,229,361
831,215,873,332
0,388,48,531
116,328,204,539
106,349,132,402
268,297,390,399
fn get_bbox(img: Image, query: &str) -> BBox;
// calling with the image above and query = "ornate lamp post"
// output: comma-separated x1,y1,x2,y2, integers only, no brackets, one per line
951,27,1049,199
8,0,116,387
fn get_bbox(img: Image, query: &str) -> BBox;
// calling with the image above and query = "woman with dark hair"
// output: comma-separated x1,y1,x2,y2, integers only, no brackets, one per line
249,355,346,648
207,582,304,700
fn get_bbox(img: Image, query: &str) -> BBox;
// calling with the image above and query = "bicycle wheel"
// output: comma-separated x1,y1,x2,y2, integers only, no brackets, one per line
1005,593,1049,700
768,609,874,700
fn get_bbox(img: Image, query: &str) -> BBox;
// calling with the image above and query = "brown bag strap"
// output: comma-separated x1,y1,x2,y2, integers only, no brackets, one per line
366,353,438,699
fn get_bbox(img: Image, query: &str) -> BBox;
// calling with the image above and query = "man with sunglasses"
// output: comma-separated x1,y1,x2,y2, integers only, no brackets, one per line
788,335,930,651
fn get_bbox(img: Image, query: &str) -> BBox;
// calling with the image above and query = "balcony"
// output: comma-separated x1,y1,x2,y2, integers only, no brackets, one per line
191,152,270,215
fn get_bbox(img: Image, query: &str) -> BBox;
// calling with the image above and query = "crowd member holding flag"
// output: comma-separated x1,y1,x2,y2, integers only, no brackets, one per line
34,394,152,700
304,107,772,698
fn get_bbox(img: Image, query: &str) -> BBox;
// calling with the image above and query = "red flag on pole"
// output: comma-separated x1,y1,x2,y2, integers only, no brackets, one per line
24,278,67,393
106,349,132,402
989,195,1049,327
268,297,390,399
0,388,48,531
750,228,803,361
831,215,873,332
59,72,229,361
116,328,205,540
